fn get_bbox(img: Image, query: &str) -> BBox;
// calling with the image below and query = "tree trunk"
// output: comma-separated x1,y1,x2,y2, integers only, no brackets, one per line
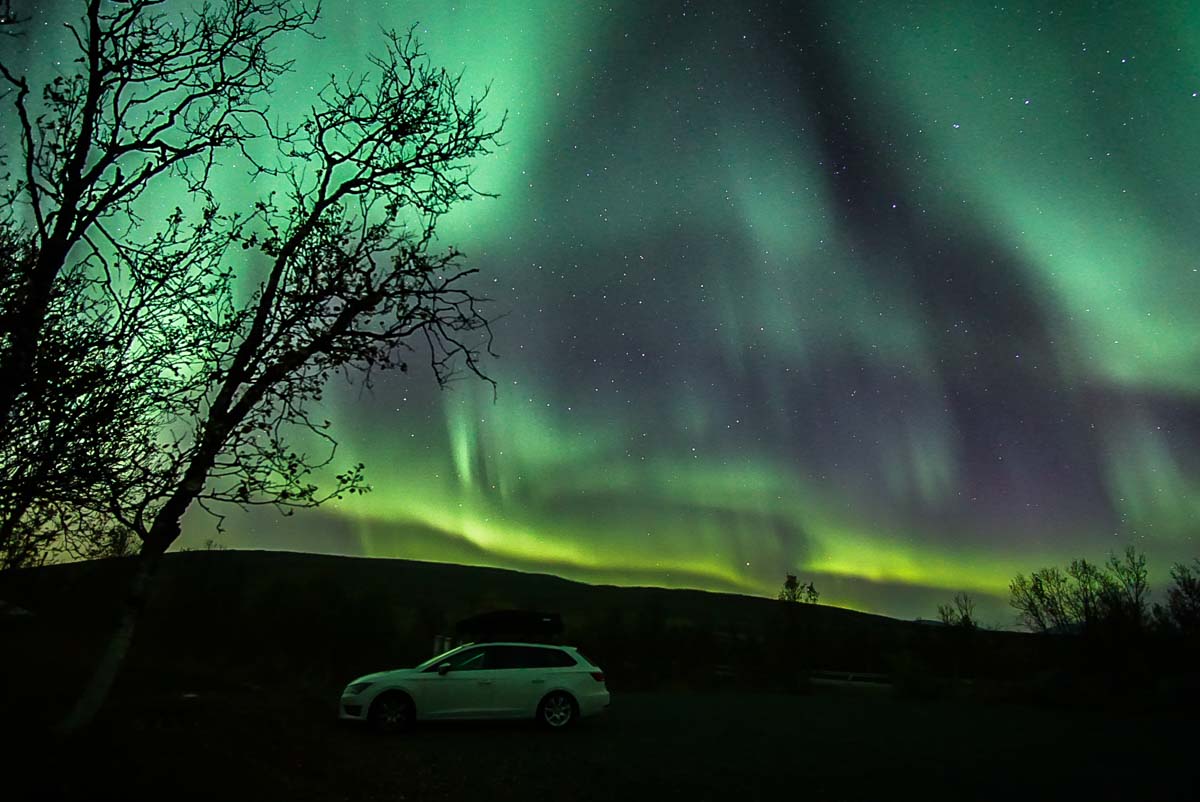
57,546,162,736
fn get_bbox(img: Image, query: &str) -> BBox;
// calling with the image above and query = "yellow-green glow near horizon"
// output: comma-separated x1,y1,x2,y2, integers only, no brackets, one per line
13,0,1200,622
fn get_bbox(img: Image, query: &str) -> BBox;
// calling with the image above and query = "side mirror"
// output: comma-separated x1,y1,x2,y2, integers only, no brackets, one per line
437,662,452,676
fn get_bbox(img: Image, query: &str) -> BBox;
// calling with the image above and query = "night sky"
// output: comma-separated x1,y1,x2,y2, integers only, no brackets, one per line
11,1,1200,622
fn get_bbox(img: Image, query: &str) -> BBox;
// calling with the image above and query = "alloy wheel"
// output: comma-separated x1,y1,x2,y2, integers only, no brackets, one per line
371,694,412,732
542,693,574,728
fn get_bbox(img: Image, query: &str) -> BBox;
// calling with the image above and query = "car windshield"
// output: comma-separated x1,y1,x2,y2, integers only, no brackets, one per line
413,645,467,670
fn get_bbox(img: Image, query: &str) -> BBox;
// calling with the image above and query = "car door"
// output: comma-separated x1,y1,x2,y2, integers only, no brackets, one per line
415,646,497,718
487,646,556,717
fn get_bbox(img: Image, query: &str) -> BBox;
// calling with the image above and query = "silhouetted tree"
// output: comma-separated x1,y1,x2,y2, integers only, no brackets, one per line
0,0,318,567
2,0,503,731
1155,559,1200,633
1102,545,1149,632
1010,566,1068,633
778,574,819,604
937,592,977,629
0,217,163,569
1009,546,1151,635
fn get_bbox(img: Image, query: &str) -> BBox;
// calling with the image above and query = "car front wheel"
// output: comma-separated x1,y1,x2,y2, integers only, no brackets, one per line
537,691,577,730
368,691,414,733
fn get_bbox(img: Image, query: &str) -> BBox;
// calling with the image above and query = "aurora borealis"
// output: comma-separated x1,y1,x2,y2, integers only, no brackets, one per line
10,0,1200,623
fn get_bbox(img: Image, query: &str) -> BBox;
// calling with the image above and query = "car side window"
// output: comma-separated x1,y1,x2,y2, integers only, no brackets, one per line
488,646,534,670
489,646,578,669
428,645,579,671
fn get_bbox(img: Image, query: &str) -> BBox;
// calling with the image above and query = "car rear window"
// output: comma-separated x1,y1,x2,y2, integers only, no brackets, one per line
540,648,578,667
569,648,597,667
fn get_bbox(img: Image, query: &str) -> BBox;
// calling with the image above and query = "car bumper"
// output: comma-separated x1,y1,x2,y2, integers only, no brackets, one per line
576,688,610,718
339,694,369,721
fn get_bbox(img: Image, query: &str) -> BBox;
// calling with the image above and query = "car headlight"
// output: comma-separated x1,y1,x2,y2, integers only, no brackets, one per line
345,682,373,696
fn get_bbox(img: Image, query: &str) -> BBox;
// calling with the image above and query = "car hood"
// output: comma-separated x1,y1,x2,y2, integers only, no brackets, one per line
349,668,421,685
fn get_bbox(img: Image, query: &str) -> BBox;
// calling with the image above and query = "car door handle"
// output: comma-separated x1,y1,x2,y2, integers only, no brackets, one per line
477,680,493,686
531,679,544,684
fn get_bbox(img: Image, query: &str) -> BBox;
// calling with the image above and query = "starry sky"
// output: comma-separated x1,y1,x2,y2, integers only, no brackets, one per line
11,0,1200,623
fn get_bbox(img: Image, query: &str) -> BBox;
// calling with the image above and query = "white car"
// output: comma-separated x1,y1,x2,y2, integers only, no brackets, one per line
339,642,610,731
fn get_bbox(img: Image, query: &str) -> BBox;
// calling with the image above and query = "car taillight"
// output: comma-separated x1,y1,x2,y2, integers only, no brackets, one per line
590,672,606,683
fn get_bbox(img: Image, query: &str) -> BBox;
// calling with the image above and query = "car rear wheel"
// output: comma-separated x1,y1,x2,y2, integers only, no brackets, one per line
537,691,577,730
368,691,414,733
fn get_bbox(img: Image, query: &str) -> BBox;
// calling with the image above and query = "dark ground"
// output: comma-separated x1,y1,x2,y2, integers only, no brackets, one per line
2,553,1195,800
7,684,1195,801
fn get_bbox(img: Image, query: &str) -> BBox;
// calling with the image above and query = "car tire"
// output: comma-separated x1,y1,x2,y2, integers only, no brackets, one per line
537,691,577,730
368,691,414,734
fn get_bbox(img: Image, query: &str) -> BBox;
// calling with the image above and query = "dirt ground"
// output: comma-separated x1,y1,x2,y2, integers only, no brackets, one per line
8,686,1193,801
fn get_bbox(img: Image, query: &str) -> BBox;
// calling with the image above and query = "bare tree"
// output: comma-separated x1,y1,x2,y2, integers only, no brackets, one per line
1156,559,1200,633
1009,561,1111,633
937,592,977,629
0,0,318,566
1063,559,1111,627
1009,546,1152,635
0,0,316,414
0,213,187,568
1010,566,1071,633
1104,544,1149,629
3,0,503,731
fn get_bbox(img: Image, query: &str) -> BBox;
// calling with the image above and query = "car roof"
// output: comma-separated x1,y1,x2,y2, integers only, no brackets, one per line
460,641,577,649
